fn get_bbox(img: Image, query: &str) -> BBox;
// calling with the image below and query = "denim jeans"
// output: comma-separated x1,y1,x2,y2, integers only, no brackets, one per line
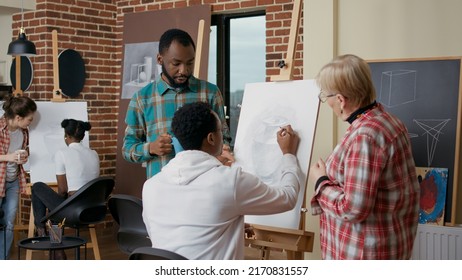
0,179,20,260
31,182,66,229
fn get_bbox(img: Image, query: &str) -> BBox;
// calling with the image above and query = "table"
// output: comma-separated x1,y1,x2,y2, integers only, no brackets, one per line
18,236,87,260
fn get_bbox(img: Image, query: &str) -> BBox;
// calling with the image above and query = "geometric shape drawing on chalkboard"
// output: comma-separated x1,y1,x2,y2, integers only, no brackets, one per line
417,167,448,226
379,69,417,108
58,49,86,98
10,56,33,92
413,119,451,166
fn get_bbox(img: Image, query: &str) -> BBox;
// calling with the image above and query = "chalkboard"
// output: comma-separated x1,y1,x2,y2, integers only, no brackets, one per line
368,58,462,225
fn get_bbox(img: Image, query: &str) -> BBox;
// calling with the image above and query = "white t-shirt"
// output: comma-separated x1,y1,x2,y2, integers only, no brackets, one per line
54,142,100,192
6,128,24,181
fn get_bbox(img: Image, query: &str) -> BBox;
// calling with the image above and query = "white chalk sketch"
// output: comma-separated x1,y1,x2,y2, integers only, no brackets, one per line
121,42,160,99
234,80,320,229
379,69,417,107
414,118,451,166
28,101,89,183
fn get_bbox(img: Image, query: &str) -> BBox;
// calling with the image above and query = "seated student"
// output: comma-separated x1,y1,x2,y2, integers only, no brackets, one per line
142,101,302,260
31,119,100,255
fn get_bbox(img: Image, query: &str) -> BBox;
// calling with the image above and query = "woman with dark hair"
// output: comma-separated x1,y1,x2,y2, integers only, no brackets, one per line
31,119,100,250
0,95,37,260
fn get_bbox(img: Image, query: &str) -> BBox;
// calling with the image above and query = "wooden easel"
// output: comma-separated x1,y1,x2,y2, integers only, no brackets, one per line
13,56,23,96
194,19,205,78
270,0,303,82
51,29,65,102
244,0,314,260
25,32,63,258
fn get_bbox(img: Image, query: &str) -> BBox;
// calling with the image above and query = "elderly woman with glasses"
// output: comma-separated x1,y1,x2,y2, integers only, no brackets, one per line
309,54,420,260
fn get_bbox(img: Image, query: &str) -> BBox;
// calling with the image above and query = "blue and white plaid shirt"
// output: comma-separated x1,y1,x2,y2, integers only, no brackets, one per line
123,75,230,178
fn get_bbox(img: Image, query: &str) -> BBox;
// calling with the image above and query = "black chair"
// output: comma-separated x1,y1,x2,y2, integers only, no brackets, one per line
108,194,151,255
41,176,115,259
129,246,188,260
0,208,6,259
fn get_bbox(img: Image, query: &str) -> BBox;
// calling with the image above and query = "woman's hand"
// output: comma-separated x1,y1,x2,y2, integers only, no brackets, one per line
9,150,28,164
309,158,327,182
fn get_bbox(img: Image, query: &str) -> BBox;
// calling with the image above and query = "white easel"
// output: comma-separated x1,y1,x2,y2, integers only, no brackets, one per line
244,0,315,260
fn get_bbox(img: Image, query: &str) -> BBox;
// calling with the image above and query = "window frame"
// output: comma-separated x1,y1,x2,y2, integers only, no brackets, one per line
210,10,266,125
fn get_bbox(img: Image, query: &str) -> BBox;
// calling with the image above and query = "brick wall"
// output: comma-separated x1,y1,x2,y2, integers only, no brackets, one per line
12,0,118,177
11,0,303,225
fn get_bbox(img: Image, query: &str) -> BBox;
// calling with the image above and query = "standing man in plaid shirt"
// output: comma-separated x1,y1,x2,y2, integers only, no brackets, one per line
309,54,420,259
123,29,233,178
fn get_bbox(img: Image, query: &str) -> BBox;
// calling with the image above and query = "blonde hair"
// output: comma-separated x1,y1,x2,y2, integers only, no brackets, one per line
316,54,376,107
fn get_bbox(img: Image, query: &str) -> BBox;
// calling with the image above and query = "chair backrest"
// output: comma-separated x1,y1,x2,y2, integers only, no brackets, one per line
108,194,147,236
129,246,188,260
42,176,115,228
108,194,151,254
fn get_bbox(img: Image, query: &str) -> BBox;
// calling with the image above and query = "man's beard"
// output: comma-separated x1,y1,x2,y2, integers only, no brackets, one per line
161,64,190,88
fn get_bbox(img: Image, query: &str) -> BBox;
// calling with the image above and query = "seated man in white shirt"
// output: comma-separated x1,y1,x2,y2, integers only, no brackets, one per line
142,101,302,260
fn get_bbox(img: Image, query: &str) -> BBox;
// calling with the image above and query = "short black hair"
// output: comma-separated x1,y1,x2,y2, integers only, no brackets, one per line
172,102,218,150
61,119,92,141
158,28,196,54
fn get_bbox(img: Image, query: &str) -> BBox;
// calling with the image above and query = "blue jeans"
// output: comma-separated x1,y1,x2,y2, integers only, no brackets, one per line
31,182,66,229
0,179,20,260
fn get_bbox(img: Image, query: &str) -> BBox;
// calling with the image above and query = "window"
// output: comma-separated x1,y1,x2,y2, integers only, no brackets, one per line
208,11,266,147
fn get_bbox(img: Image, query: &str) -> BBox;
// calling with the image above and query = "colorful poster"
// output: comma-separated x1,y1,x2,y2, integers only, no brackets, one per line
417,167,448,225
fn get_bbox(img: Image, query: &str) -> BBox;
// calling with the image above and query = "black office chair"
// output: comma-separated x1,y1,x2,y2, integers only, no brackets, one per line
129,246,188,260
41,176,115,259
108,194,151,255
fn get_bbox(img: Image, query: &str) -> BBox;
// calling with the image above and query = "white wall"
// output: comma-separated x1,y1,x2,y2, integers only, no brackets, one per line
0,7,16,85
304,0,462,260
0,0,36,85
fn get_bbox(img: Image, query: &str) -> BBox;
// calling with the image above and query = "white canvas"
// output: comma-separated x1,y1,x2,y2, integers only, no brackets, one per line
28,101,89,183
234,79,320,229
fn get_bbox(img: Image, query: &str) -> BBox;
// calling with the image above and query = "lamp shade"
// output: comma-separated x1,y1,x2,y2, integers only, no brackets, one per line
7,31,36,56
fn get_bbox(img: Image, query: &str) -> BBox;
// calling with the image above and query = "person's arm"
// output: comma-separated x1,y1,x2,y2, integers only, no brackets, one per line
235,154,301,215
235,125,302,214
122,88,173,163
0,152,22,163
313,135,385,222
56,174,68,197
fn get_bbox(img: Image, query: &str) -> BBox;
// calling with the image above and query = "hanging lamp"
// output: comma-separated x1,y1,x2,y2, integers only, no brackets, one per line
7,0,36,56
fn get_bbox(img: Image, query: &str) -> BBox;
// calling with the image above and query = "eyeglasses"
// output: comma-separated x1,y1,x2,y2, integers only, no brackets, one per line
318,90,336,103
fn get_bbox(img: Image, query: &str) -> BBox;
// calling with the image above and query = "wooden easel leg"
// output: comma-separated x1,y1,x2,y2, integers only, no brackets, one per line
286,250,303,260
259,247,271,260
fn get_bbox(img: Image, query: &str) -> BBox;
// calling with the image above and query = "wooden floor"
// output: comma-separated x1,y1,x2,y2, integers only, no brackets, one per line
9,224,285,260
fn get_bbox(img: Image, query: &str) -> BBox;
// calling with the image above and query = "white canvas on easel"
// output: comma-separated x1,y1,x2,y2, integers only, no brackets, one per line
28,101,89,183
233,79,320,230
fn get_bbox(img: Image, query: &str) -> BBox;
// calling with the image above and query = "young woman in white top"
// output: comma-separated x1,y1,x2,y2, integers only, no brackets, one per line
31,119,100,237
0,95,37,260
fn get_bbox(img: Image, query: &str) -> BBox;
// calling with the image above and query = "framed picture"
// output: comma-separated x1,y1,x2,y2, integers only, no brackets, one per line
416,167,448,226
0,60,6,84
368,57,462,225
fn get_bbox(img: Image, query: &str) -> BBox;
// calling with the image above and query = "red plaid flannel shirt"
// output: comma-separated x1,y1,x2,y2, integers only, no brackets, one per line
0,116,29,197
311,104,419,259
